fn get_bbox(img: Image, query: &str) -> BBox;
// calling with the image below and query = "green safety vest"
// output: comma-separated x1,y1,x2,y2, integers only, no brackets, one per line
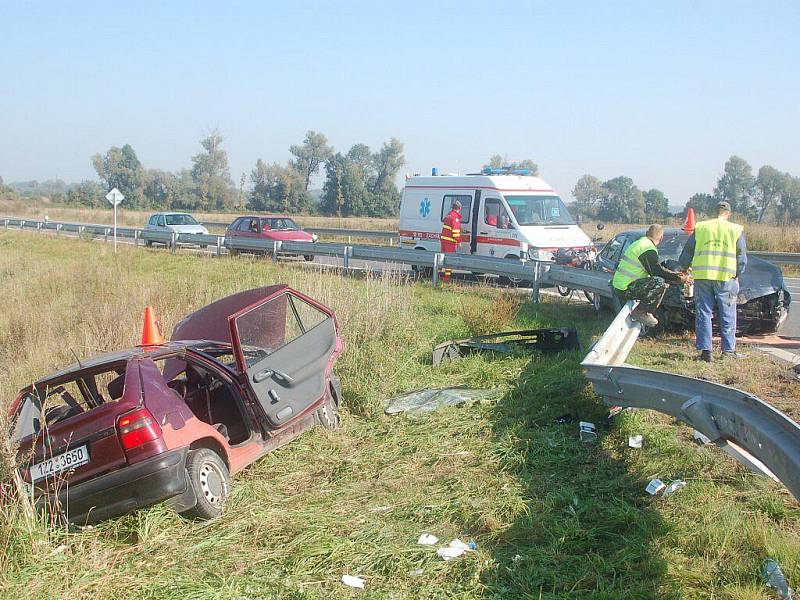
612,236,657,291
691,218,743,281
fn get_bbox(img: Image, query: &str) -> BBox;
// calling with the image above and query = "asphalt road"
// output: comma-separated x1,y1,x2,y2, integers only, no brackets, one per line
781,277,800,338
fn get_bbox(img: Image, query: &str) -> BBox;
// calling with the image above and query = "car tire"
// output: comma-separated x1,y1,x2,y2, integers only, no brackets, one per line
228,248,239,257
316,376,341,430
145,240,153,248
179,448,230,521
303,254,314,262
200,244,208,249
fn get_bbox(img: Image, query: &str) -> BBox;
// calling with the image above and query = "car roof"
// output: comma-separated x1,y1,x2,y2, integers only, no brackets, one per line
617,227,686,238
233,215,292,220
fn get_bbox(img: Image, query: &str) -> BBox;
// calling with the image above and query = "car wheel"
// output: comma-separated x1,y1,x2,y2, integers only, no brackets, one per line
179,448,230,520
228,248,239,257
316,377,341,430
145,240,153,248
200,244,208,249
557,285,572,296
303,254,314,262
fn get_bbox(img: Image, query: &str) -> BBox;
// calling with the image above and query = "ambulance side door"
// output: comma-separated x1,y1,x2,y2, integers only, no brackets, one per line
440,192,474,255
477,197,518,258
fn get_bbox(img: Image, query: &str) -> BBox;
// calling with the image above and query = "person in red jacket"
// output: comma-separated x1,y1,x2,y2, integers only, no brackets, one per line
440,200,462,283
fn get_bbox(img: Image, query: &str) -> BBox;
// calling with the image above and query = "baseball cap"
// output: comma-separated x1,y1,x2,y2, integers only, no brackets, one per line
716,200,731,211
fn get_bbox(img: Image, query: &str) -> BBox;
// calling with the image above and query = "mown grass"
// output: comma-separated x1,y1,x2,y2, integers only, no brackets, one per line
0,231,799,598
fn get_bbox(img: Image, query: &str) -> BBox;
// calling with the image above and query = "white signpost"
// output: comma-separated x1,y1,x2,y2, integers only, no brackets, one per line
105,187,125,253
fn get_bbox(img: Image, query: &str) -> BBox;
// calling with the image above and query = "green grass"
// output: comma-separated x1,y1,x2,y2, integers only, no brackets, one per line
1,231,799,599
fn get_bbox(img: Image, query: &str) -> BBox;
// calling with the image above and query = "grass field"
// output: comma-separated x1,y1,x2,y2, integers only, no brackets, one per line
1,231,799,598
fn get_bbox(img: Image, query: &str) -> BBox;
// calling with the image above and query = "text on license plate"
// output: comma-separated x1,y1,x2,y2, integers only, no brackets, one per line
31,445,89,482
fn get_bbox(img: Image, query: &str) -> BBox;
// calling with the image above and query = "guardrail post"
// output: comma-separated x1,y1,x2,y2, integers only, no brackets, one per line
134,230,139,247
272,240,282,262
531,261,541,303
20,220,25,230
78,225,85,238
342,246,352,269
104,228,110,243
432,253,442,286
56,224,62,237
37,222,42,233
171,231,177,254
216,236,222,256
3,219,7,229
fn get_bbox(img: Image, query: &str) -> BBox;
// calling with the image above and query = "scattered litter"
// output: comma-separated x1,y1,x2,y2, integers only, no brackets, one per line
555,413,574,425
693,430,712,445
409,568,425,577
512,554,524,564
646,479,666,495
369,506,392,513
341,575,365,589
417,533,438,545
762,559,795,599
579,421,597,443
50,544,67,556
432,327,580,366
436,539,476,561
628,435,643,448
606,405,631,423
384,388,502,415
662,480,687,498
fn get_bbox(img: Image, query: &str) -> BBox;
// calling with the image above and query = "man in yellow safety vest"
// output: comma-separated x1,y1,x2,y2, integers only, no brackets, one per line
611,224,687,327
679,201,748,362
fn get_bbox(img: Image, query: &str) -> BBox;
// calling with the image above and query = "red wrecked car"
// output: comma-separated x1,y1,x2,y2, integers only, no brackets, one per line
8,286,343,524
225,215,317,261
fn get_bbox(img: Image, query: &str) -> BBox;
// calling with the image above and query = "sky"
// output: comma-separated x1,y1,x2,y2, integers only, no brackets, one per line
1,1,799,205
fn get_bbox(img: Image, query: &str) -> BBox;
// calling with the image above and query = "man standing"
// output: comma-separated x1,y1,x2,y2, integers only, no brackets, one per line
612,224,687,327
440,200,462,283
679,201,747,362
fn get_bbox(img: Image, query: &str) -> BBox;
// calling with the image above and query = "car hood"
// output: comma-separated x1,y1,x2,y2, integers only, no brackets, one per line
738,256,789,304
169,224,207,234
517,225,591,248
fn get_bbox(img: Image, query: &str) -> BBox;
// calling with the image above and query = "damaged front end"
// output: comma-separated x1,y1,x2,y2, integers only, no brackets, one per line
433,327,580,366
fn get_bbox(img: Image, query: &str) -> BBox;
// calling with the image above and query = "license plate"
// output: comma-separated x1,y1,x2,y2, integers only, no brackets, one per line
30,445,89,482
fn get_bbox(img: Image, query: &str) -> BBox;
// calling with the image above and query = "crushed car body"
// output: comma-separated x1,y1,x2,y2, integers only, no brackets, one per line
594,227,791,334
8,286,343,524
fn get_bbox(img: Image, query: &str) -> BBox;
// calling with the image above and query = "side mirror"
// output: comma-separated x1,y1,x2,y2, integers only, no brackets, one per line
596,223,605,231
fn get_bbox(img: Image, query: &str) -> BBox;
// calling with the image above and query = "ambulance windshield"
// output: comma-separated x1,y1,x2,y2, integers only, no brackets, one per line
504,195,576,226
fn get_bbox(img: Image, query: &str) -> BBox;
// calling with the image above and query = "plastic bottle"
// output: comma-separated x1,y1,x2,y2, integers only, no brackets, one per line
762,559,795,599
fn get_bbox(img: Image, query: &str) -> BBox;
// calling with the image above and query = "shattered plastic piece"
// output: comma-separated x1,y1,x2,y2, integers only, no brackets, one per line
555,413,574,425
662,480,686,498
437,546,465,560
692,430,712,445
449,539,471,551
579,421,597,443
417,533,439,545
341,575,366,589
762,559,795,599
468,541,477,550
628,435,643,448
646,479,666,495
384,388,502,415
409,568,424,577
432,327,580,366
369,505,392,513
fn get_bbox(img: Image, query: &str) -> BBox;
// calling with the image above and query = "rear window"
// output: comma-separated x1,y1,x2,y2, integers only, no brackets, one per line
165,214,198,226
10,365,127,443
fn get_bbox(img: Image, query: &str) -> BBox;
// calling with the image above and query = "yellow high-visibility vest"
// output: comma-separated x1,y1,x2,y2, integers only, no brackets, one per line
612,236,656,291
691,218,743,281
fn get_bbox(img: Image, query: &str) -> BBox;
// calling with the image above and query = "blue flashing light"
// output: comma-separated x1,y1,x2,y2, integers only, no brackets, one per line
431,167,439,176
480,167,532,176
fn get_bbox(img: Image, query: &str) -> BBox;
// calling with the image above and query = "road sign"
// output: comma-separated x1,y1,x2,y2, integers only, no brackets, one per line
106,188,125,206
105,188,124,253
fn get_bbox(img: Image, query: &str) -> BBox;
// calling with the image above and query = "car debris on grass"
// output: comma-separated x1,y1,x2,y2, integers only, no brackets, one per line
432,327,580,366
384,388,502,415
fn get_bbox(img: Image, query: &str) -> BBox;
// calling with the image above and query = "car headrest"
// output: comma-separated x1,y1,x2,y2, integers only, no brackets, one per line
107,374,126,401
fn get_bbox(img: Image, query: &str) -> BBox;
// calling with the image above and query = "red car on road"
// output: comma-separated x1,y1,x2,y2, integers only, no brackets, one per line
9,286,343,524
225,216,317,260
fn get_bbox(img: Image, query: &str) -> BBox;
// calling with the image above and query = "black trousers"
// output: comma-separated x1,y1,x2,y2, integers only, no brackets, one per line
613,276,668,312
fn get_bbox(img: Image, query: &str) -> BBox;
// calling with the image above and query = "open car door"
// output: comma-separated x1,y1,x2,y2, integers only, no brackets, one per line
229,291,338,428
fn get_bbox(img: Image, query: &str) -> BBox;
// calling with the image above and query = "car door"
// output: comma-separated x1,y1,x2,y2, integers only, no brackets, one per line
477,197,517,258
229,291,338,428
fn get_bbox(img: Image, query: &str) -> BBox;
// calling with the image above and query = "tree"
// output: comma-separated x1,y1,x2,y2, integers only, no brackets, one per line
777,175,800,224
600,176,645,222
643,188,670,220
368,138,405,215
754,165,786,223
91,144,145,208
713,155,756,219
290,130,333,191
686,193,715,216
482,156,539,175
66,181,106,207
190,130,235,211
249,159,314,213
572,174,604,218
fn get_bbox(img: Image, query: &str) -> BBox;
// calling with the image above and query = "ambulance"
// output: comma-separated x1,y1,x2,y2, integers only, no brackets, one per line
399,168,591,261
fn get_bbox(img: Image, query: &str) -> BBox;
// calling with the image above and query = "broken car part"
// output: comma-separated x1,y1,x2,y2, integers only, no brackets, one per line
432,327,580,367
384,388,502,415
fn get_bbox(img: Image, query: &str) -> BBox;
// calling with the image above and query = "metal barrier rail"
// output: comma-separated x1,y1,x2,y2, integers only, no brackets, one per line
583,301,800,501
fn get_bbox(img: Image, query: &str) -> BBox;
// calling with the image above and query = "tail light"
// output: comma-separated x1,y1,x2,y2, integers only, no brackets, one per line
117,408,162,451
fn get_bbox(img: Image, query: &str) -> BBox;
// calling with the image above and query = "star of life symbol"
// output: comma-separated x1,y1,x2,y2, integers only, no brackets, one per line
419,198,431,217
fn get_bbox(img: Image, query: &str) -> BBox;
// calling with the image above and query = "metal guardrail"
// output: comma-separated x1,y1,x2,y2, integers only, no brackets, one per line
542,265,615,299
583,301,800,501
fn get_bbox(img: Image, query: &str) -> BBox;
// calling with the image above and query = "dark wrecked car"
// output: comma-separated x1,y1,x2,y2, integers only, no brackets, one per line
8,286,343,524
594,227,791,334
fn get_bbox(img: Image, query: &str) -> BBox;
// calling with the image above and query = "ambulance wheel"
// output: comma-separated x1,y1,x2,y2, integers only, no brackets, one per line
229,248,239,257
557,285,572,296
303,254,314,262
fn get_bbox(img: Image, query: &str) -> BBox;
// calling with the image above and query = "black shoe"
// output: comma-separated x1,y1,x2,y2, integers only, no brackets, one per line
698,350,712,362
722,351,749,360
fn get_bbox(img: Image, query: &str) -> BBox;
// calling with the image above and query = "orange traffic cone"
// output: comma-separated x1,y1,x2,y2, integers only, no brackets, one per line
139,306,165,346
682,207,696,233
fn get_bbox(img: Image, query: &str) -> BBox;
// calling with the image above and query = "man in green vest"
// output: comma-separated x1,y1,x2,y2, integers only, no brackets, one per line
611,224,687,327
679,201,748,362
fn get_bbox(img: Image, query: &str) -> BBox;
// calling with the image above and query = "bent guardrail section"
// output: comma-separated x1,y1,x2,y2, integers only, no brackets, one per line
582,301,800,501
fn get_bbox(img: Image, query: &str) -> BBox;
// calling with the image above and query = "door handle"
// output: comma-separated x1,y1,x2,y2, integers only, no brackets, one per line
479,231,488,235
253,368,294,384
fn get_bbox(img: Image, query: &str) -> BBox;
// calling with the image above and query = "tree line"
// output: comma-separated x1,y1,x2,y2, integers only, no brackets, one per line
1,130,406,217
571,155,800,224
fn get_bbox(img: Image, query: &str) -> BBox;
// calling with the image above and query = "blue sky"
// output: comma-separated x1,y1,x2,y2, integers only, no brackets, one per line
1,1,798,204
